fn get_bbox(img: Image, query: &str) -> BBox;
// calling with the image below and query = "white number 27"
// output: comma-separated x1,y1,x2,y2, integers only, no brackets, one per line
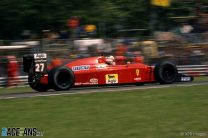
35,63,45,72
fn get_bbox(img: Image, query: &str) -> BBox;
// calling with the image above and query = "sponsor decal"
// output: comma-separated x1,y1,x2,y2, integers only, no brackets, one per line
96,64,107,69
72,65,90,71
136,69,140,76
75,82,81,86
75,78,98,86
34,53,47,59
75,82,90,85
90,78,98,84
105,74,118,84
181,77,191,81
134,77,141,81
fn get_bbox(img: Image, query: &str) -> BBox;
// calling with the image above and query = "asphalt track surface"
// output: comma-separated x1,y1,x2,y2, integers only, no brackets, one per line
0,82,208,100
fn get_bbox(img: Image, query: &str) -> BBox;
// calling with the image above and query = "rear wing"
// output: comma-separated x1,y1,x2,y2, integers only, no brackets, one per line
23,53,47,74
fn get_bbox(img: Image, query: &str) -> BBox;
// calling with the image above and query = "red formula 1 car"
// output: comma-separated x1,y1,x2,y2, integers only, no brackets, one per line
23,53,193,92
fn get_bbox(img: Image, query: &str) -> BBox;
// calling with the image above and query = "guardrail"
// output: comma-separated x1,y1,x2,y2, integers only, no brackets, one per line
0,76,28,87
0,65,207,87
177,65,208,76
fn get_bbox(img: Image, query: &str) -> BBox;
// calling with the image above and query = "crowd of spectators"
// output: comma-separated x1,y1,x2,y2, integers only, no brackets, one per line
0,14,208,87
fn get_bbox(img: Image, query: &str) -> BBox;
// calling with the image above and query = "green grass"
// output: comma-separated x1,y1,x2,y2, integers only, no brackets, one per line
0,85,208,138
194,76,208,82
0,86,34,94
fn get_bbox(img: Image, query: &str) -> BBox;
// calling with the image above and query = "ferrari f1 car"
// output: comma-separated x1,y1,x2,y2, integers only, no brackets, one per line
23,53,193,92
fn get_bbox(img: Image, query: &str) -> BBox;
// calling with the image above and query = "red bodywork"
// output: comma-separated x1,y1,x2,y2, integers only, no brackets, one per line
40,56,155,86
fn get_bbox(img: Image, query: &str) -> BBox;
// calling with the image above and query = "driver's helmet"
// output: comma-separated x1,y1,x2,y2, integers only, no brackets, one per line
106,55,115,65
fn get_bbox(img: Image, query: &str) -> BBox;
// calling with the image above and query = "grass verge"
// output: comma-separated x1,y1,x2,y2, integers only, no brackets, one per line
0,86,34,94
0,85,208,138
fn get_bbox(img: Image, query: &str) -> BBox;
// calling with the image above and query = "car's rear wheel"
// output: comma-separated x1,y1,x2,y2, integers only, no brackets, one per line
28,74,49,92
48,66,75,91
154,61,178,84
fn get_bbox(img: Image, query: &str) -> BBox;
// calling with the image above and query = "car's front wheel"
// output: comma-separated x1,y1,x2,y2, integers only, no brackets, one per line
154,61,178,84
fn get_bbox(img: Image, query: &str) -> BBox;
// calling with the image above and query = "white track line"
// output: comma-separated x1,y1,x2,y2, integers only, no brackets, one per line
0,82,208,100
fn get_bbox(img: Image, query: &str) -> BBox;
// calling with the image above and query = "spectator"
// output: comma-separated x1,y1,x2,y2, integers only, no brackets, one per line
115,43,127,56
180,23,193,34
7,56,19,87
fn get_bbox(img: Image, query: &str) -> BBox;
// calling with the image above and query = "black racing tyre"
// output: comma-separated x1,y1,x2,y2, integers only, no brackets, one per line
48,66,75,91
28,74,49,92
154,61,178,84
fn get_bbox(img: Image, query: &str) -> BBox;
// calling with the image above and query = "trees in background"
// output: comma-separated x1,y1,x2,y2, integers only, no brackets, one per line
0,0,206,39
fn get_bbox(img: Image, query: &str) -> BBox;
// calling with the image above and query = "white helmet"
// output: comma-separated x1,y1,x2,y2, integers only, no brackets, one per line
106,55,115,65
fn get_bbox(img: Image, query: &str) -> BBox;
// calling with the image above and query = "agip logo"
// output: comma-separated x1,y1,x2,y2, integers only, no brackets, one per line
105,74,118,84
